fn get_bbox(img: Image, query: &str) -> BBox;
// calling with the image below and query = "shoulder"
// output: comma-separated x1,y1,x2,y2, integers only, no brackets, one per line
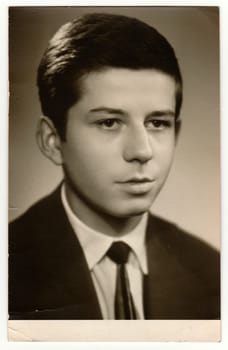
145,214,220,319
8,184,83,317
9,185,62,253
147,213,220,282
147,213,219,252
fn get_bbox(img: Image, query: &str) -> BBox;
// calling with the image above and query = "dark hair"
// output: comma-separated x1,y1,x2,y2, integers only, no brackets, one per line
37,13,183,139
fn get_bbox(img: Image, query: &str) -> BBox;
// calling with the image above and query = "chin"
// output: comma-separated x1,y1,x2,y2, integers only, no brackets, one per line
127,205,151,216
111,200,153,218
127,209,149,217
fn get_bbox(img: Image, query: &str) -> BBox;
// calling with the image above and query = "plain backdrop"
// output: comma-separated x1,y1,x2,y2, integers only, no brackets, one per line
8,6,220,249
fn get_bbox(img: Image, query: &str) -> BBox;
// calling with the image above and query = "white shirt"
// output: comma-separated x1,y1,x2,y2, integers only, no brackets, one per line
61,184,148,319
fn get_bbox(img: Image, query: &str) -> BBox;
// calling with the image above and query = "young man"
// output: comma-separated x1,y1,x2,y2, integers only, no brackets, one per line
9,13,220,320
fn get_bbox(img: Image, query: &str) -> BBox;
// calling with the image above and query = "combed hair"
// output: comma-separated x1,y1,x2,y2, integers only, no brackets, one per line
37,13,183,139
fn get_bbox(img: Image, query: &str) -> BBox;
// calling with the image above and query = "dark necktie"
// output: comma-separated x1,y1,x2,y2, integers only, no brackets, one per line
107,241,137,319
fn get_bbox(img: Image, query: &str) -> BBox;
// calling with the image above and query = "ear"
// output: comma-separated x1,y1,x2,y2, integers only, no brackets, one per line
175,118,182,144
36,116,63,166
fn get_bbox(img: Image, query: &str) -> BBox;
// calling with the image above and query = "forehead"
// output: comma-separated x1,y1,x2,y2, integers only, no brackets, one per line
77,68,176,111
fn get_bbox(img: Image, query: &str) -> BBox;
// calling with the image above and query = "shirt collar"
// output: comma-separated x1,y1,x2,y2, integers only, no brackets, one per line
61,183,148,274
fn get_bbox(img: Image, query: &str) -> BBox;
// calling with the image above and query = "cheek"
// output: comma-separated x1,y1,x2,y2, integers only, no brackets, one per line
156,139,176,171
62,139,111,181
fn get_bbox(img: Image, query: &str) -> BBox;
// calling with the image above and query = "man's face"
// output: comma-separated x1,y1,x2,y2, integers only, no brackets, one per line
61,68,178,219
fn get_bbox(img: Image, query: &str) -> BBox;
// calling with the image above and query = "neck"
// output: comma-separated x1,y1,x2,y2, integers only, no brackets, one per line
64,183,144,237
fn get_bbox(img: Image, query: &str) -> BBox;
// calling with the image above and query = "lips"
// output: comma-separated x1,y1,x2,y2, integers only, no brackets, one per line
120,176,154,183
117,177,155,194
124,178,153,183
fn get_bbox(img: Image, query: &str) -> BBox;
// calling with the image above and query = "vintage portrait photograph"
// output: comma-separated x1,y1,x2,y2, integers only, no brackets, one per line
7,5,221,342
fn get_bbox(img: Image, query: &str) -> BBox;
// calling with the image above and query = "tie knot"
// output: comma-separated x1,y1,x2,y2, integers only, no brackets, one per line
107,241,131,264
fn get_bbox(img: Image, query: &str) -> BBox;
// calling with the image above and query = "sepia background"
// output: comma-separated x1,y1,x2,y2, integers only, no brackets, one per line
9,6,220,249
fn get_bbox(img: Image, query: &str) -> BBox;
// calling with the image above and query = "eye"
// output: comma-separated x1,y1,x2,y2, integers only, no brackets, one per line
96,118,121,130
146,119,172,130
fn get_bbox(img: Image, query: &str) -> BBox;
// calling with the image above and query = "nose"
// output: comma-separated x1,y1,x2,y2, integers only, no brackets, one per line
123,124,153,163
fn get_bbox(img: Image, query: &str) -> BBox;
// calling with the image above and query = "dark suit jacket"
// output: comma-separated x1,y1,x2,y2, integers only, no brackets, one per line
9,186,220,320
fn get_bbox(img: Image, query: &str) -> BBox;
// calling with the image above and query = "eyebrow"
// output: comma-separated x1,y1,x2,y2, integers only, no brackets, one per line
89,107,175,117
89,107,126,115
147,110,175,117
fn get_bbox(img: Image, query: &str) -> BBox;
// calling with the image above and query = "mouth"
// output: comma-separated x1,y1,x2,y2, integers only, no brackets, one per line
123,177,153,183
116,177,155,194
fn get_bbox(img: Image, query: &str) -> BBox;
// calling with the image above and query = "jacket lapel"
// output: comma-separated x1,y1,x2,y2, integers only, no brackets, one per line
143,215,208,319
34,186,103,319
